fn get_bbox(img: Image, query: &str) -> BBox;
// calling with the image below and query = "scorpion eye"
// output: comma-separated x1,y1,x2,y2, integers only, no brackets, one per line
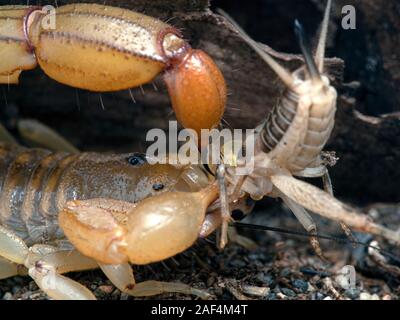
126,153,146,166
152,183,165,191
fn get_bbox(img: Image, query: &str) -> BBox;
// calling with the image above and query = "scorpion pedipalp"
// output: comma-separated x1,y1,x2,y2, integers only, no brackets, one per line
0,3,227,134
59,183,219,265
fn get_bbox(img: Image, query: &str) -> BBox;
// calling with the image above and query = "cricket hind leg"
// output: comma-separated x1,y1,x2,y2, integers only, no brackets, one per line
99,262,212,299
270,173,400,245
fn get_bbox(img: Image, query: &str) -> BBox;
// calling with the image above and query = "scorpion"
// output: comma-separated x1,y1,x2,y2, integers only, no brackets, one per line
0,0,399,300
0,140,240,300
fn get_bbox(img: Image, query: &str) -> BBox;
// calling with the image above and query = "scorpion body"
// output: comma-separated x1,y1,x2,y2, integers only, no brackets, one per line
0,142,211,246
0,141,252,299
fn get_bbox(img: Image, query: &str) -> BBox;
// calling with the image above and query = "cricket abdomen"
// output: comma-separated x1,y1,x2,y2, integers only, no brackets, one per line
288,87,337,172
260,89,298,153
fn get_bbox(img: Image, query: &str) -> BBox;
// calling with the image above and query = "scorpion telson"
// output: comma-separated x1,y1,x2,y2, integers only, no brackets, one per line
0,4,226,135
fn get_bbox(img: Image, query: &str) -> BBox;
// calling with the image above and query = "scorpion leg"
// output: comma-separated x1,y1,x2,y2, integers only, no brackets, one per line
280,194,326,261
25,244,97,300
270,173,400,245
17,119,79,153
0,226,97,299
0,256,20,279
99,263,212,299
0,225,29,264
0,122,18,145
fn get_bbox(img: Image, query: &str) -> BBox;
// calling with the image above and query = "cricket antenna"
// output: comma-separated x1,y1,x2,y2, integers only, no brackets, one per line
217,8,294,88
315,0,332,73
294,19,321,82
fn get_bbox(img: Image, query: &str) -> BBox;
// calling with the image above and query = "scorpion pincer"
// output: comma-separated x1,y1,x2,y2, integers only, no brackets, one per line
0,3,226,135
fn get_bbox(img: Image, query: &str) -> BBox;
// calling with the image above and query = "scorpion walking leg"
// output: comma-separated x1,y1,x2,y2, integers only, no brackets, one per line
17,119,79,153
0,225,29,264
216,164,232,249
0,256,20,279
25,245,97,300
99,263,211,299
0,225,29,278
270,174,400,244
280,194,326,260
0,226,97,299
